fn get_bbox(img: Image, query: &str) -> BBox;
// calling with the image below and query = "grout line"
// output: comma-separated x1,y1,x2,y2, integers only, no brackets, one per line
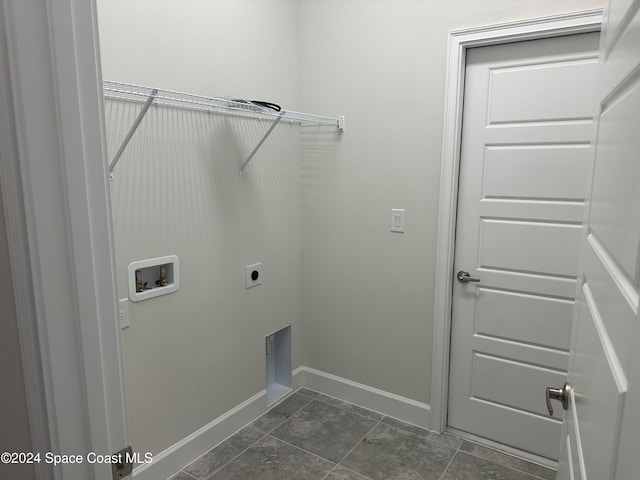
258,393,316,435
176,470,199,480
296,387,321,399
377,419,460,452
196,392,343,480
319,463,339,480
202,432,266,480
310,392,384,422
454,449,554,480
264,433,339,466
335,418,382,466
338,464,377,480
437,443,462,480
447,428,557,469
299,390,452,452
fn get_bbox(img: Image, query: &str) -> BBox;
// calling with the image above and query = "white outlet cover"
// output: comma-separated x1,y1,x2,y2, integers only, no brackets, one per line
391,208,405,233
246,263,262,288
119,298,130,329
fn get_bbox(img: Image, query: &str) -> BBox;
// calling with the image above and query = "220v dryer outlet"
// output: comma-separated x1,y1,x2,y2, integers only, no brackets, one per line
246,262,262,288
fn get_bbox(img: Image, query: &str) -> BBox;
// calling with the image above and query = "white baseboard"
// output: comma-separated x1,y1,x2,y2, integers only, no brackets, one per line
133,389,268,480
135,366,431,480
298,366,431,429
292,365,305,390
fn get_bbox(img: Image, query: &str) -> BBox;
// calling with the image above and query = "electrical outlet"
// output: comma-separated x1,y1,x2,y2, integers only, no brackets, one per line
119,298,130,329
246,262,262,289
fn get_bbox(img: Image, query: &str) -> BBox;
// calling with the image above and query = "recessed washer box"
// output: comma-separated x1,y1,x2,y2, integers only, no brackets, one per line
128,255,179,302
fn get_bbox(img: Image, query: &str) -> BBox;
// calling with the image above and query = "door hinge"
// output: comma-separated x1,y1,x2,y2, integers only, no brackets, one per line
112,446,134,480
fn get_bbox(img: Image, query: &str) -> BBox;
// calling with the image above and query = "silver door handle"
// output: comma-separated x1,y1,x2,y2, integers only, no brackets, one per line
457,270,480,283
546,382,571,416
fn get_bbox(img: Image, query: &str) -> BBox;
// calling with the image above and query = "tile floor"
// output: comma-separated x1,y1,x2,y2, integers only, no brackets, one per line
169,388,556,480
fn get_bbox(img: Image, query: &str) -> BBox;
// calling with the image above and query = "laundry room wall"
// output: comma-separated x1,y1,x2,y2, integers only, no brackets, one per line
298,0,602,405
97,0,303,457
97,0,603,459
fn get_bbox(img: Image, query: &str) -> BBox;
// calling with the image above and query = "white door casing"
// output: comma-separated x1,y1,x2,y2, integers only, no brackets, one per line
557,0,640,478
0,1,129,479
447,33,599,460
431,10,603,436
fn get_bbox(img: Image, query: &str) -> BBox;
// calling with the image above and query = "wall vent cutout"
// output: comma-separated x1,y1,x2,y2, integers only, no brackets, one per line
266,326,291,404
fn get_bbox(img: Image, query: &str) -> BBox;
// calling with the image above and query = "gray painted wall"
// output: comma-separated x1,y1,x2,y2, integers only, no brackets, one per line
98,0,303,457
298,0,602,404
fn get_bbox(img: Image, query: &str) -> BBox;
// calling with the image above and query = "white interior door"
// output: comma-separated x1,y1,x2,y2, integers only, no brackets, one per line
557,1,640,478
448,32,599,460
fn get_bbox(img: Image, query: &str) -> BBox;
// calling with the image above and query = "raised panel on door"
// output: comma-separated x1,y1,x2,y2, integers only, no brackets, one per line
483,145,591,200
588,79,640,284
448,31,599,460
479,219,582,276
475,288,574,350
488,59,597,123
570,280,626,480
472,353,566,419
582,235,636,376
556,2,640,480
557,392,584,480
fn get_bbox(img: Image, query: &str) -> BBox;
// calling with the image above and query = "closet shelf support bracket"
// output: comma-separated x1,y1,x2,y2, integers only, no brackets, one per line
109,88,158,180
239,111,286,177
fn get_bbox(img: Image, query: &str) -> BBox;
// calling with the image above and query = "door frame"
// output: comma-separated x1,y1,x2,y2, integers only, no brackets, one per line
430,9,602,434
0,1,128,478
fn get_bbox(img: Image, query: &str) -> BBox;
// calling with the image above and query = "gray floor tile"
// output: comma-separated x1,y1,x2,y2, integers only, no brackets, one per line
270,400,379,462
381,417,462,449
441,451,539,480
297,388,321,399
340,422,457,480
183,427,264,479
173,393,556,480
249,393,312,433
208,435,334,480
325,465,374,480
314,393,385,421
169,472,196,480
459,441,556,480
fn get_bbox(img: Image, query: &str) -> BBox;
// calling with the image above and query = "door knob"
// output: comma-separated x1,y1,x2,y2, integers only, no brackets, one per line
457,270,480,283
545,382,571,416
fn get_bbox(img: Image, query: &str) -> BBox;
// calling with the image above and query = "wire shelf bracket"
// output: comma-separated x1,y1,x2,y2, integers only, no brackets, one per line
108,88,158,180
103,80,344,179
239,111,285,177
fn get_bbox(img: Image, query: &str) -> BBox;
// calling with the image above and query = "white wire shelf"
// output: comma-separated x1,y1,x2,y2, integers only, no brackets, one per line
103,80,343,128
103,80,344,178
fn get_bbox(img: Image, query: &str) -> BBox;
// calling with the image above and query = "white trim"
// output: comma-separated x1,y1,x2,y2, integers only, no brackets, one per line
300,367,431,429
133,390,269,480
132,367,432,479
292,365,306,390
430,9,603,433
446,427,558,470
134,368,305,479
0,4,52,478
0,1,127,478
